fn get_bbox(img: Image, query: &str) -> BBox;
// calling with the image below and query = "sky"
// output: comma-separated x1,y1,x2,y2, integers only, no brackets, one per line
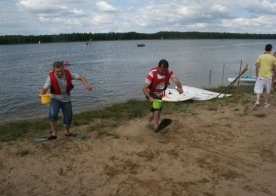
1,0,276,35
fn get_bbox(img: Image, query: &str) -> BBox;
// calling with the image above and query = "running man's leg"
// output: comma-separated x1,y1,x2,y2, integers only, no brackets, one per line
254,78,264,107
264,78,272,106
153,110,161,129
49,99,61,137
149,111,154,125
61,101,72,135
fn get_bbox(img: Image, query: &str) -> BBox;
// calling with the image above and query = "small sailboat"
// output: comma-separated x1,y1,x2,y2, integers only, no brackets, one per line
137,43,145,47
38,40,41,44
228,75,256,83
85,39,92,46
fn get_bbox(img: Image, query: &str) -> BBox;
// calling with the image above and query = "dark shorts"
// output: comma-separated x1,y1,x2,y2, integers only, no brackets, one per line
49,98,72,125
146,92,162,112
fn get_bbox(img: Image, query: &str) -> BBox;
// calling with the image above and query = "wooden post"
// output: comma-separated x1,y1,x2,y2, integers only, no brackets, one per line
209,66,212,87
226,64,248,94
236,60,242,95
221,63,225,87
216,64,248,98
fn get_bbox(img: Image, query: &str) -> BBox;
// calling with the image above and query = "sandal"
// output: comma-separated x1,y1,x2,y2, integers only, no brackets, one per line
47,135,57,140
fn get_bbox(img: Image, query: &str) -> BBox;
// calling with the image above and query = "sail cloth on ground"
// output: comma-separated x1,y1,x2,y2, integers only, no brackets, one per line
162,85,232,102
162,88,195,102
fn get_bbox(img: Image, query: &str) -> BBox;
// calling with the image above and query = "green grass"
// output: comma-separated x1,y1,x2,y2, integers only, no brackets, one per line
16,149,31,157
0,99,150,142
0,119,49,142
207,85,253,95
224,124,232,128
254,113,266,118
97,131,120,139
0,86,254,142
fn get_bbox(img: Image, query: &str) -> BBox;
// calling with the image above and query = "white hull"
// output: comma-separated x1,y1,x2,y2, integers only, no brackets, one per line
163,85,232,102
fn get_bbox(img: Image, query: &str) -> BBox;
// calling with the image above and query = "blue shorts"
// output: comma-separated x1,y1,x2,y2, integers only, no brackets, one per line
49,98,72,125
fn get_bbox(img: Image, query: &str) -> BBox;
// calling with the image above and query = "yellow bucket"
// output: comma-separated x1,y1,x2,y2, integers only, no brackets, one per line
152,99,163,109
40,94,51,104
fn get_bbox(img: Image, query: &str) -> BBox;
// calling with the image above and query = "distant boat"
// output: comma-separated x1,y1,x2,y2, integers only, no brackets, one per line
85,39,92,46
228,75,256,83
38,40,41,44
137,43,145,47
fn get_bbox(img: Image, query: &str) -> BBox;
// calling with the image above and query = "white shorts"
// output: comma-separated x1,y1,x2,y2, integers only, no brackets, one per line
254,78,272,94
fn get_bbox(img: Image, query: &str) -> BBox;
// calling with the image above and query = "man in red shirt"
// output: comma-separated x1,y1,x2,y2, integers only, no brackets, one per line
143,59,183,131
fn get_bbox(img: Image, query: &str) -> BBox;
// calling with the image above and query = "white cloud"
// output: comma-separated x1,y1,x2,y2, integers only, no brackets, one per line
225,16,272,27
211,4,226,12
0,0,276,35
71,9,85,15
96,1,116,11
195,23,207,28
176,5,197,16
17,0,59,12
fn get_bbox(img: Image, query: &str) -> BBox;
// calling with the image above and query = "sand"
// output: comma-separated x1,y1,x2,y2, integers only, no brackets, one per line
1,94,276,196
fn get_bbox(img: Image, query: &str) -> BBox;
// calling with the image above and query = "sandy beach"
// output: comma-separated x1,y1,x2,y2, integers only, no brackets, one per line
1,92,276,196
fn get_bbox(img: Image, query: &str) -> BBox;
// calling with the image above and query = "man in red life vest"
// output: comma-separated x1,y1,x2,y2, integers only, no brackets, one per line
40,61,92,140
143,59,183,131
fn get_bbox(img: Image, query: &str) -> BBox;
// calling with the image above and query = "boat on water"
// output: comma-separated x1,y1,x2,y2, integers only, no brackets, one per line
228,75,256,83
85,39,92,46
137,43,145,47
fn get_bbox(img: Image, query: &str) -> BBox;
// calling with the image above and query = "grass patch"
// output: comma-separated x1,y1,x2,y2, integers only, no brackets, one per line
225,124,232,128
0,86,255,142
163,101,191,114
86,119,119,132
16,149,31,157
254,113,266,118
97,131,120,139
207,85,253,95
207,105,218,111
74,99,149,121
243,105,249,115
0,119,49,142
0,99,148,142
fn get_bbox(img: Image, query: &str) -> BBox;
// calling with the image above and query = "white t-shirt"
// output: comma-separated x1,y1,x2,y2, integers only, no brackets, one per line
43,73,79,102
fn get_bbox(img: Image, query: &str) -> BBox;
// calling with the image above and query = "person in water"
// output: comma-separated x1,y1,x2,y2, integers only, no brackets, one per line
143,59,183,131
40,61,93,140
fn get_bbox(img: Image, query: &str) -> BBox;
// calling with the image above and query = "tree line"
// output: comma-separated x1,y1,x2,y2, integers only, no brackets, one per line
1,31,276,45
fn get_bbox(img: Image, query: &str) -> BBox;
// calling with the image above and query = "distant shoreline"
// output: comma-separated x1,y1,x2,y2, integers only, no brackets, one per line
1,31,276,45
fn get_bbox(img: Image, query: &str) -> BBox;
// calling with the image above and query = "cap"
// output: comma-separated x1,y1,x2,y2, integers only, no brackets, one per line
63,61,69,65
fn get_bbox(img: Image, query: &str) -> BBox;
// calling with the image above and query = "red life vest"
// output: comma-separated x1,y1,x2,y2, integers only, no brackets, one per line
49,69,74,94
148,67,173,92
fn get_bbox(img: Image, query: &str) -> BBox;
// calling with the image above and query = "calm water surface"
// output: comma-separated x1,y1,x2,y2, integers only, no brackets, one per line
1,39,275,122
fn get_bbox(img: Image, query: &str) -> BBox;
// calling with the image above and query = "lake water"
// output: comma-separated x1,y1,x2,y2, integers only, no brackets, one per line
1,39,275,122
